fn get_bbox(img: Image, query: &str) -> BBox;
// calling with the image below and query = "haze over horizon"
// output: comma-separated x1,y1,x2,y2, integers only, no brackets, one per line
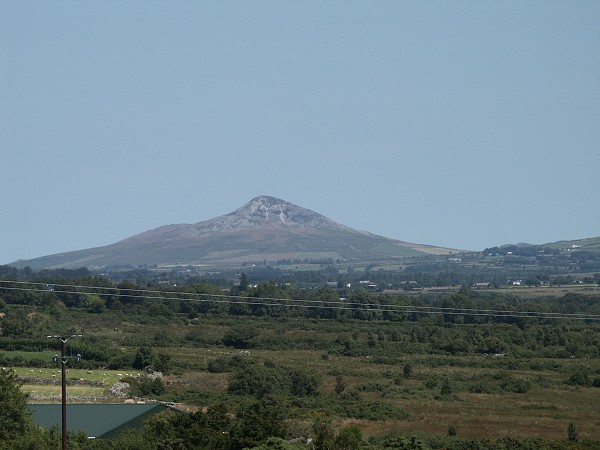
2,1,599,265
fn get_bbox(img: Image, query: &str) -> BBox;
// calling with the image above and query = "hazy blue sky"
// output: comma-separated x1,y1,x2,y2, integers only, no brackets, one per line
1,1,599,264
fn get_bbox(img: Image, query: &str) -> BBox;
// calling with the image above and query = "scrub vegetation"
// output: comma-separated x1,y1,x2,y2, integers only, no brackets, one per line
0,266,599,449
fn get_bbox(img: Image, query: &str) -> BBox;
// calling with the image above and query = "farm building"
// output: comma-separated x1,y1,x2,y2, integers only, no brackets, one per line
28,403,169,439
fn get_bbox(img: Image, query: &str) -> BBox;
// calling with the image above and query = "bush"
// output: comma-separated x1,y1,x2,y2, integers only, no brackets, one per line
207,357,230,373
568,370,590,387
107,353,133,370
223,325,258,349
229,365,278,398
132,346,154,370
424,379,438,389
567,422,578,442
332,398,411,420
130,376,165,397
289,367,320,397
494,371,531,393
335,424,364,449
440,379,453,396
228,364,320,399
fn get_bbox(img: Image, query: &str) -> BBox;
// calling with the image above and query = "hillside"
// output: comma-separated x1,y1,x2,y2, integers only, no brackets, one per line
543,236,600,252
11,196,458,270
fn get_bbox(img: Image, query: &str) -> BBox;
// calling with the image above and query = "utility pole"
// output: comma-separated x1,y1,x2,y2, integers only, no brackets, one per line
48,334,82,450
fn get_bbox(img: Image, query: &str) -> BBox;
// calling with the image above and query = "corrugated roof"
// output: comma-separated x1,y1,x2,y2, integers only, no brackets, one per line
28,403,168,439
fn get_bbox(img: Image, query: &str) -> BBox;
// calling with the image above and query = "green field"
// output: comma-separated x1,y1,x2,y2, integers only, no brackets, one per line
11,367,142,402
12,367,142,385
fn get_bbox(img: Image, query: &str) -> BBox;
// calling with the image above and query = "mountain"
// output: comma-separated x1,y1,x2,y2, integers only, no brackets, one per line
11,196,459,270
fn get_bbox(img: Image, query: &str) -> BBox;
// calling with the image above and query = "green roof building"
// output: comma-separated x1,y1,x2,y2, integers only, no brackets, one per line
28,403,169,439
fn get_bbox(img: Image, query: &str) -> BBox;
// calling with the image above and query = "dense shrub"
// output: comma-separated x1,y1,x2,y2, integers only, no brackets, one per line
223,325,259,349
567,369,591,387
228,363,320,399
332,398,411,421
129,376,165,397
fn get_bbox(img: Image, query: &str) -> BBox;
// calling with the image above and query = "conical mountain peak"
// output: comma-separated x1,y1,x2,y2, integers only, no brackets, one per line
203,195,348,232
230,196,338,229
11,196,458,270
234,196,294,219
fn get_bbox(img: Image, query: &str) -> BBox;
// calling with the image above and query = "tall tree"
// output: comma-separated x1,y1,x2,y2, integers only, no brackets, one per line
0,369,34,441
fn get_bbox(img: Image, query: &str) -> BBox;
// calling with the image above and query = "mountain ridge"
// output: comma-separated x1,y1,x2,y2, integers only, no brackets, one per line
11,196,458,270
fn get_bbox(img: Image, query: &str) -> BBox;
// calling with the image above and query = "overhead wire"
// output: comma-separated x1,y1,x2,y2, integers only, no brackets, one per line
0,280,599,321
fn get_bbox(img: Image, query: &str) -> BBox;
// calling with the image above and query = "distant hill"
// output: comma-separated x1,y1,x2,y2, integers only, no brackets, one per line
491,237,600,253
11,196,459,270
542,236,600,252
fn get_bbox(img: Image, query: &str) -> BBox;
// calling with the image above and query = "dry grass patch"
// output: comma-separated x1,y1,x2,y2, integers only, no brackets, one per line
166,371,229,394
378,387,600,441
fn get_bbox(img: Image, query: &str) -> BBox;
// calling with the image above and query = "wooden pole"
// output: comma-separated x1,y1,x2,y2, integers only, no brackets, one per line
61,338,67,450
48,334,82,450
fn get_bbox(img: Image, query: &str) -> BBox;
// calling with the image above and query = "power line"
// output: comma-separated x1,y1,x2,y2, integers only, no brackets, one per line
0,280,599,321
2,281,599,321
